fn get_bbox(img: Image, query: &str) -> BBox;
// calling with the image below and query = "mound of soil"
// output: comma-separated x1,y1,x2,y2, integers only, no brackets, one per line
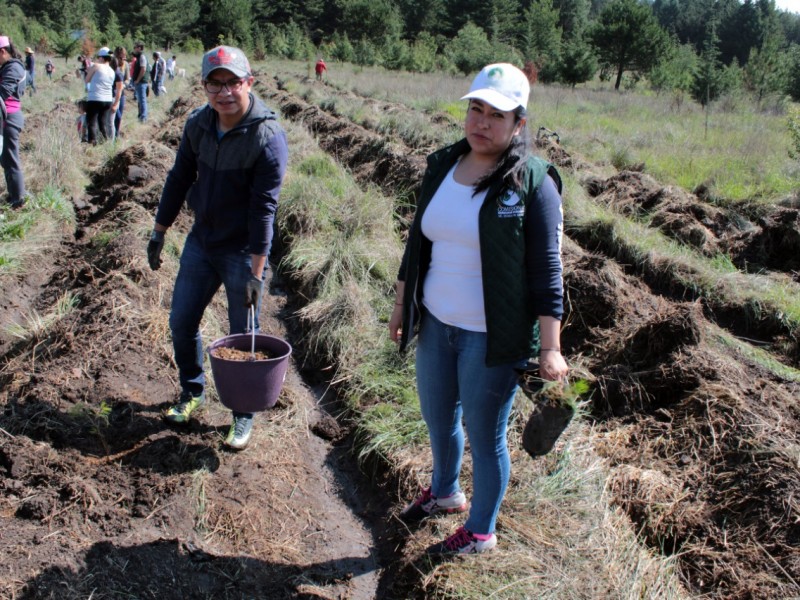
257,81,427,201
76,142,175,223
722,207,800,277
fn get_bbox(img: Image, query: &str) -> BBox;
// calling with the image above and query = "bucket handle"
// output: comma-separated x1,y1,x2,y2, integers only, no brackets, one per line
247,305,256,359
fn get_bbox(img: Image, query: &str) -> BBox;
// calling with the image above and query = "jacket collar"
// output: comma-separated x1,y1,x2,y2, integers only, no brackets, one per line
198,92,276,134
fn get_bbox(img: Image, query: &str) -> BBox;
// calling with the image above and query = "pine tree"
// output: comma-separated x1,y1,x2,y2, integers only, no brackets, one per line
520,0,562,67
557,38,597,87
691,25,728,106
446,22,494,75
588,0,670,90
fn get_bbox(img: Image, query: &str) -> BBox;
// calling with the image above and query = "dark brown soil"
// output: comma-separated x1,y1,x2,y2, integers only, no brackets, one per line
211,347,275,361
0,95,395,599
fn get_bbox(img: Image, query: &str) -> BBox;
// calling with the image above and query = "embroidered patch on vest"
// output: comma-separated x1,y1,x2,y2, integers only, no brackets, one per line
496,189,524,218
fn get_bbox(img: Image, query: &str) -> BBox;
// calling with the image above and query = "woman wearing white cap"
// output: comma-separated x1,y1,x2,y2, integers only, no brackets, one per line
389,63,569,554
84,47,115,143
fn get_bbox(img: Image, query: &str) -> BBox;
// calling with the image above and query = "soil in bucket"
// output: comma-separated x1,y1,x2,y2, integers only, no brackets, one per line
211,347,276,361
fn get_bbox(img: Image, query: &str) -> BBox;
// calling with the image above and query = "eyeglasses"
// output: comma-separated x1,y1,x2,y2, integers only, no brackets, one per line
203,78,246,94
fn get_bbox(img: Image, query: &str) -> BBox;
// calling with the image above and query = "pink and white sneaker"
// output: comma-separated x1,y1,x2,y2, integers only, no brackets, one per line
427,526,497,555
399,487,467,523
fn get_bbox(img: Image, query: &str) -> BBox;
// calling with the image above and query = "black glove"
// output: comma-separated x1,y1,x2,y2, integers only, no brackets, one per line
245,274,263,307
147,230,165,270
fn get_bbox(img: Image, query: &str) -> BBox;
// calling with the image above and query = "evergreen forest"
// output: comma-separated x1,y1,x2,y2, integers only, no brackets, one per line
4,0,800,105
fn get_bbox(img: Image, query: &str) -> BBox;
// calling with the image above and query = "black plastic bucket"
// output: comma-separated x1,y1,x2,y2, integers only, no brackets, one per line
207,333,292,413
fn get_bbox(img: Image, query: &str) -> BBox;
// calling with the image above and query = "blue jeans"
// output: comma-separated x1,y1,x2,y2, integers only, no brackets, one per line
416,310,520,535
135,82,149,121
169,233,266,415
2,112,26,205
115,94,125,138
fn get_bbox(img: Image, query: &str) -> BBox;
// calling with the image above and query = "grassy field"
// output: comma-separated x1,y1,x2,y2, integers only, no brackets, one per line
274,59,800,204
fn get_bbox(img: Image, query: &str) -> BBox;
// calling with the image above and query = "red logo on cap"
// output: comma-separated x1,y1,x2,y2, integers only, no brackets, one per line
208,47,233,66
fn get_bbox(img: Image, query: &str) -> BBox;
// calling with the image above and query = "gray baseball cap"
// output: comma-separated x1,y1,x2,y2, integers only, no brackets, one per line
201,46,251,79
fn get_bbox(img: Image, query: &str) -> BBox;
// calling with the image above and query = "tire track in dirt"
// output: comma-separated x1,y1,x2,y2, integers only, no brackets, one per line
262,74,800,599
0,94,390,599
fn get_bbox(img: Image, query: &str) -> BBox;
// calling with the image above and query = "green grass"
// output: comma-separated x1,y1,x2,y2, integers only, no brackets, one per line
711,325,800,382
270,59,799,204
5,291,79,341
0,187,74,273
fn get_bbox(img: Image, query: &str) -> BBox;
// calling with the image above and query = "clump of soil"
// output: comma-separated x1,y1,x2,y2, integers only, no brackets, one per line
210,347,275,361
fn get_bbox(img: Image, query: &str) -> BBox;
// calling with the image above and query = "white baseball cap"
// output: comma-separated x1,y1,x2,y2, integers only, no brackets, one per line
461,63,530,112
96,47,111,58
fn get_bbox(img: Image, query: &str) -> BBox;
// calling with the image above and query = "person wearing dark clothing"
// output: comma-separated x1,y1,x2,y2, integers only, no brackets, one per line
24,47,35,94
0,36,27,208
389,63,568,555
45,59,54,81
113,47,128,138
147,46,289,450
131,42,149,122
152,52,166,96
84,47,115,144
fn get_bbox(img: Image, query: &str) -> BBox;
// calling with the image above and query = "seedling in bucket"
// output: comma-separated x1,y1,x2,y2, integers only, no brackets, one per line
207,307,292,413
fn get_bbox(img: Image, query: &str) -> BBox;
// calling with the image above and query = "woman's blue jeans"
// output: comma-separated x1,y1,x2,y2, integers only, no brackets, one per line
415,310,520,535
169,233,265,408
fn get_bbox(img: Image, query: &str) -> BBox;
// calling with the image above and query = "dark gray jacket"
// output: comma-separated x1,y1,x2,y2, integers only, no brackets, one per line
155,93,289,256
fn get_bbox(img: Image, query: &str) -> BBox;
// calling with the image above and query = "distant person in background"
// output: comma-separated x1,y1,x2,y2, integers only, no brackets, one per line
128,53,136,89
108,54,125,140
45,58,54,81
131,41,149,122
389,63,568,555
113,47,128,138
23,47,35,95
146,46,289,450
315,57,327,81
77,55,92,92
0,35,28,209
166,55,176,80
151,51,166,96
84,47,115,144
75,99,87,142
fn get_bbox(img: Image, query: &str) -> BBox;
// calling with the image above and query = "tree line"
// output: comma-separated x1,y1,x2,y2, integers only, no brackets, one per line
3,0,800,105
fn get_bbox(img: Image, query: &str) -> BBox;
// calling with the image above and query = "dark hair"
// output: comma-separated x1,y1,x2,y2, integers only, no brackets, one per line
108,56,119,70
473,105,531,195
2,41,21,60
114,46,127,60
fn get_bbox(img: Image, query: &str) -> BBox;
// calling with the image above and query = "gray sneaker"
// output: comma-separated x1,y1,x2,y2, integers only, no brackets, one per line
225,415,253,450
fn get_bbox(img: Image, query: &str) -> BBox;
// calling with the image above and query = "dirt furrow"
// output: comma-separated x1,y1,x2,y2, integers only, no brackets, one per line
0,96,393,599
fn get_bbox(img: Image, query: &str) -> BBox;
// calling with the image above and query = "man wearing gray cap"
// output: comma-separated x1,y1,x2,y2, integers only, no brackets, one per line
146,46,289,450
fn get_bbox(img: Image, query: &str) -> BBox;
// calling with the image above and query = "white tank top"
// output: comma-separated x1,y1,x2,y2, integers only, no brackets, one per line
88,64,115,102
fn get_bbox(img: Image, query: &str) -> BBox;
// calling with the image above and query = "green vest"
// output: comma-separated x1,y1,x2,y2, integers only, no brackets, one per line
399,139,561,366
